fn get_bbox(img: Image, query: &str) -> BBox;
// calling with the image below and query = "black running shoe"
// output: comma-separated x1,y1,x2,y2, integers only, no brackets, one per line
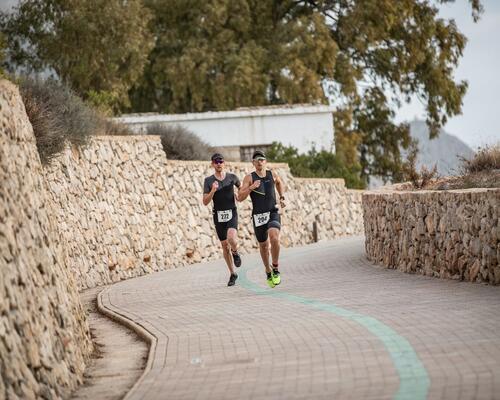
228,273,238,286
232,251,242,268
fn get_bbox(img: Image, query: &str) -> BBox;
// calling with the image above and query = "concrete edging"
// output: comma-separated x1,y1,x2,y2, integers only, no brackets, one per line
96,287,157,400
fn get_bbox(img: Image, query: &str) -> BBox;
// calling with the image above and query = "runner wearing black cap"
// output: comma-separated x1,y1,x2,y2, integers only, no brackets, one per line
238,150,286,288
203,153,242,286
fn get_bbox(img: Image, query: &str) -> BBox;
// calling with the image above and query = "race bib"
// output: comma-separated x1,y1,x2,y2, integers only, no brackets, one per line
253,212,270,227
217,209,232,223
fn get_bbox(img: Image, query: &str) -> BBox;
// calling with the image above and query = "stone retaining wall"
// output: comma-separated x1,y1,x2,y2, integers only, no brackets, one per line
0,80,92,399
45,138,364,290
1,77,363,398
363,188,500,284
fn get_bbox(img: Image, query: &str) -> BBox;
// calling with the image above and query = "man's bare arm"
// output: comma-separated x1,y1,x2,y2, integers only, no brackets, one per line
238,175,260,201
234,185,240,202
202,181,218,205
272,171,286,208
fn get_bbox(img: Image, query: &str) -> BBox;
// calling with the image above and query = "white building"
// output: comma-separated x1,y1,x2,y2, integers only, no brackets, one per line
115,104,336,161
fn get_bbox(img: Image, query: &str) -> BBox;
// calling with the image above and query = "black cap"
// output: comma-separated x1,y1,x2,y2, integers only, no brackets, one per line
252,150,266,160
211,153,224,161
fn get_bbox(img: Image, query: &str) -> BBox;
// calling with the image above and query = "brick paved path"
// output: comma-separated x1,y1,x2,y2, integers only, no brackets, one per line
99,237,500,400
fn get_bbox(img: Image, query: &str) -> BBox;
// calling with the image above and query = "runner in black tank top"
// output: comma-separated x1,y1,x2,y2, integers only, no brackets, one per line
250,170,278,213
238,150,286,288
202,153,242,287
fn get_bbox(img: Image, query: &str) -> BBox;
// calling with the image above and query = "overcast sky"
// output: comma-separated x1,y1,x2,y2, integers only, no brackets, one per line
1,0,499,149
395,0,500,149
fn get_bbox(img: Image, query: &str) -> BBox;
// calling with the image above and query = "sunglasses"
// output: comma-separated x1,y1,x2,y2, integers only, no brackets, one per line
214,159,225,164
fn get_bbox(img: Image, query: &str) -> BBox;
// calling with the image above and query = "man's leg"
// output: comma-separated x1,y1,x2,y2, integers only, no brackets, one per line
269,227,281,285
269,227,280,266
227,228,238,252
221,239,238,286
258,239,272,273
254,224,275,288
227,228,241,267
221,240,235,274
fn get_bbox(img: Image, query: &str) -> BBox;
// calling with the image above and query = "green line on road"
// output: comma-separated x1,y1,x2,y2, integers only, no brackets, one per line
238,268,430,400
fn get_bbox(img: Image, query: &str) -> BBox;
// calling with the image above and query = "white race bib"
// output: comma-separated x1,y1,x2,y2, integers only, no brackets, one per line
253,212,270,227
217,209,233,223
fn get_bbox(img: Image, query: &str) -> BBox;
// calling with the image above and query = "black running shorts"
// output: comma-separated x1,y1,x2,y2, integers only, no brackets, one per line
252,209,281,243
213,208,238,241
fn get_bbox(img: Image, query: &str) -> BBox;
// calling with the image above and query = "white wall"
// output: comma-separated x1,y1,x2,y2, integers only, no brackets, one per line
116,105,336,154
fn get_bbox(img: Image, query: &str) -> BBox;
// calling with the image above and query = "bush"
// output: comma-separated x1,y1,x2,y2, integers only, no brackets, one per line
266,142,366,189
19,76,100,164
407,165,439,189
146,123,212,160
99,119,134,136
0,32,6,78
402,142,439,189
399,142,500,190
461,143,500,174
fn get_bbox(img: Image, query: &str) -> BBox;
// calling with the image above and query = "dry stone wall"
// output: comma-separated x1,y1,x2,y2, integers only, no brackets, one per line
0,76,362,397
363,188,500,284
0,80,92,400
45,138,364,290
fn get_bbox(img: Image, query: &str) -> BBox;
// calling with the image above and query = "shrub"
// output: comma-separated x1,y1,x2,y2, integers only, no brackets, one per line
0,32,6,78
99,119,134,136
402,142,439,189
266,142,366,189
146,124,212,161
409,165,439,189
19,76,99,164
461,143,500,174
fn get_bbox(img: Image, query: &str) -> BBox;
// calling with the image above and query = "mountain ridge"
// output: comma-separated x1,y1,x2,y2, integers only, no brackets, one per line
409,119,474,176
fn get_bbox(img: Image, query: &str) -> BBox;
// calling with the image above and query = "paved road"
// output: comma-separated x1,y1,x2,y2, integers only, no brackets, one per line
99,237,500,400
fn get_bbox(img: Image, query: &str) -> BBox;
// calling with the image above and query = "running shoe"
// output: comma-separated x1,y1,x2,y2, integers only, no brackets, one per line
228,273,238,286
271,269,281,286
266,272,275,288
232,251,242,268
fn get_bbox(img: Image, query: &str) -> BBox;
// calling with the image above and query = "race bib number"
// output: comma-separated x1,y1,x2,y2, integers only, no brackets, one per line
253,212,270,227
217,209,232,223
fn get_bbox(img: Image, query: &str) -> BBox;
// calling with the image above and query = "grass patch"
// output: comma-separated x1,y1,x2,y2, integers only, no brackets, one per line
460,144,500,174
398,143,500,190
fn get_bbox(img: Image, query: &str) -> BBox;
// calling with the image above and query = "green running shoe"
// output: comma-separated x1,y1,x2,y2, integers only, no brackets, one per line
266,272,275,288
271,269,281,286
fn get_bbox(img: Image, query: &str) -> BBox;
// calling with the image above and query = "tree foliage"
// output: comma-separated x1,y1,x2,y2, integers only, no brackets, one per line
130,0,480,183
1,0,482,183
266,142,365,189
129,0,338,113
0,0,153,111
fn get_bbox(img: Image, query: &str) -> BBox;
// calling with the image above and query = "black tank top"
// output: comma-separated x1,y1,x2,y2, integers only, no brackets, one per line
249,170,277,214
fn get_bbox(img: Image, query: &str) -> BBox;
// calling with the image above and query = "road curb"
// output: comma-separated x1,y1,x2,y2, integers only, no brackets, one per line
97,286,157,400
